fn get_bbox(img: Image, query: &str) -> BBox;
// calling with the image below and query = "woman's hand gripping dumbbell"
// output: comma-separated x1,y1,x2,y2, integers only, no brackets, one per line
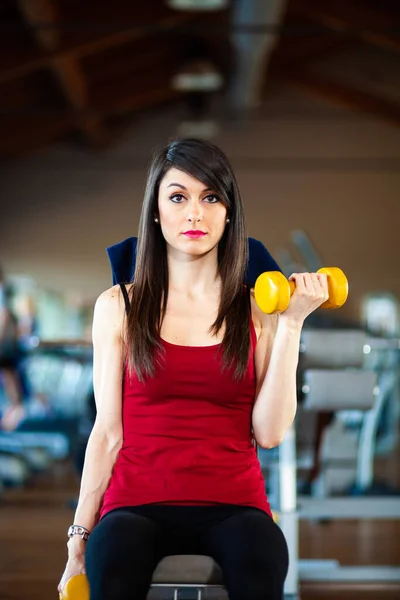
58,531,88,600
254,267,348,321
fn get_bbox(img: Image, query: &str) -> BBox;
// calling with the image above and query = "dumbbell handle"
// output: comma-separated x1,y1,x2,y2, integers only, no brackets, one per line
288,267,348,310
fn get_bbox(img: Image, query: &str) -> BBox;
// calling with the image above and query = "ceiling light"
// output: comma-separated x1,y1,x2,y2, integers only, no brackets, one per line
171,62,224,92
167,0,229,10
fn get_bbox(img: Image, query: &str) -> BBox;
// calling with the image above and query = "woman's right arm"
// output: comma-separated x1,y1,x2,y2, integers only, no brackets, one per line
66,285,126,559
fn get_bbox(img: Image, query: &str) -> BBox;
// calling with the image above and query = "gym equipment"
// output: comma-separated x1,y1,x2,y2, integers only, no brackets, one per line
299,329,400,494
254,267,348,314
0,345,95,506
361,292,399,338
259,326,400,595
295,328,400,584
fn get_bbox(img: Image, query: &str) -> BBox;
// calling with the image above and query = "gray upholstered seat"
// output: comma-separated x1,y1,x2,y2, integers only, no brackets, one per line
302,369,378,411
151,555,224,586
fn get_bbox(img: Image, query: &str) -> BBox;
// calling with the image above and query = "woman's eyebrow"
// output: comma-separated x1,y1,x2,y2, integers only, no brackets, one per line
167,183,214,193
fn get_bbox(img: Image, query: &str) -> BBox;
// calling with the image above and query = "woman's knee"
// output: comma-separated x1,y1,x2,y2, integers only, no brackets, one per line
204,509,289,599
229,526,288,596
225,532,288,600
253,513,289,577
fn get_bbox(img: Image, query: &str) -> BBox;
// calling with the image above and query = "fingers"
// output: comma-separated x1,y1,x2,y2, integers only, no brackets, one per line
289,272,329,303
316,273,329,301
288,273,305,290
309,273,327,301
58,576,67,593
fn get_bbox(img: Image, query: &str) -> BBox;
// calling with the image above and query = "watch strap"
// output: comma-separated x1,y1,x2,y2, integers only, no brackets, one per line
67,524,91,541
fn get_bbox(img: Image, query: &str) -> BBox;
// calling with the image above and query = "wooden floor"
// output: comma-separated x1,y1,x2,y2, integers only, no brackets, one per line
0,453,399,600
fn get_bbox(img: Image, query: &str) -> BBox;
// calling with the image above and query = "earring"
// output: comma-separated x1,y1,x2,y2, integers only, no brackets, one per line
154,218,159,223
226,218,230,223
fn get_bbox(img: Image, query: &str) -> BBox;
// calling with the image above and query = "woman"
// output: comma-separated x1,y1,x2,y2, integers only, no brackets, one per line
58,138,329,599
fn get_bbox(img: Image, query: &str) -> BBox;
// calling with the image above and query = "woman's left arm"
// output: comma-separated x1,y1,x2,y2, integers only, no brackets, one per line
251,272,329,449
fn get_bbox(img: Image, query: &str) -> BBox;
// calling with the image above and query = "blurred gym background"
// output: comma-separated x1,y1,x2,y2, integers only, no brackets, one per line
0,1,399,599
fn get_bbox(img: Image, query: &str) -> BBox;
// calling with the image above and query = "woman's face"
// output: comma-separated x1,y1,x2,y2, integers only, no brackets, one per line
157,167,228,256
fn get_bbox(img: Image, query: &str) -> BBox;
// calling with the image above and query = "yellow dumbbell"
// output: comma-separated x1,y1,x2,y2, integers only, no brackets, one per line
272,510,280,524
254,267,348,314
59,574,89,600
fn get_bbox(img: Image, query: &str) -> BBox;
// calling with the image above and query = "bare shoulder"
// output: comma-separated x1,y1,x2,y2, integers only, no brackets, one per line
92,284,128,341
94,284,125,316
249,288,278,340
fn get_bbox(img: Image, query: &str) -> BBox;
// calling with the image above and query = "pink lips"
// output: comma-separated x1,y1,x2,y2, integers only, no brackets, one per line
183,231,206,238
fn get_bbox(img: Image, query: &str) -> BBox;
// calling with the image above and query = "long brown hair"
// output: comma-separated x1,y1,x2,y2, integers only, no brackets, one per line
126,138,251,382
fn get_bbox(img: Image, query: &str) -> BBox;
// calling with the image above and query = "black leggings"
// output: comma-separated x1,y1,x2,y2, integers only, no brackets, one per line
85,504,289,600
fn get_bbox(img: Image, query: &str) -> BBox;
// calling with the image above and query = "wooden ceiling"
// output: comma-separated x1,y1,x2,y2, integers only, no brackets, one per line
1,0,399,161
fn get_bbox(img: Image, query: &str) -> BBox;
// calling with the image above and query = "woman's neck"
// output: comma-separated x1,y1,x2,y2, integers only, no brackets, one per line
166,251,221,297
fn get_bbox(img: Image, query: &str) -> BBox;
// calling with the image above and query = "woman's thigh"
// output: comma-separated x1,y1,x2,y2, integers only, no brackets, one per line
200,508,289,600
85,509,159,600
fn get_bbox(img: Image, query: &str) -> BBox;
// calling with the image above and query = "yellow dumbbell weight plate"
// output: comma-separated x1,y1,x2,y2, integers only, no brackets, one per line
318,267,348,309
254,271,291,314
60,574,89,600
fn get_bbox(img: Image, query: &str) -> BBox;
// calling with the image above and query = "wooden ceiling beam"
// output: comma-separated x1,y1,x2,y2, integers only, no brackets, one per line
288,0,400,53
283,69,400,126
311,14,400,54
67,14,193,61
0,12,194,86
17,0,107,148
51,56,107,147
0,78,181,159
0,57,49,85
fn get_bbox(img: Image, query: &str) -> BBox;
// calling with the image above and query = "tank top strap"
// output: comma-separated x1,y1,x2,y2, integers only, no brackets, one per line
119,283,131,316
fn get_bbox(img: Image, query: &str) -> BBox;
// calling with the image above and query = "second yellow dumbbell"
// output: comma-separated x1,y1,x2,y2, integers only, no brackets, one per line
59,574,89,600
254,267,348,314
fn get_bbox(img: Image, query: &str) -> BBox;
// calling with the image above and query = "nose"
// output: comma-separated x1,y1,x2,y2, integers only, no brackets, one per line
186,200,203,223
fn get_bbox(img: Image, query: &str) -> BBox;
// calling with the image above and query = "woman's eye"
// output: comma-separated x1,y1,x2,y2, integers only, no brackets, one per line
170,194,184,203
204,195,219,203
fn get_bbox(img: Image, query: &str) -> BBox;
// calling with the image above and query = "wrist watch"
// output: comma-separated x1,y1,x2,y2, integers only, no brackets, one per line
67,525,90,541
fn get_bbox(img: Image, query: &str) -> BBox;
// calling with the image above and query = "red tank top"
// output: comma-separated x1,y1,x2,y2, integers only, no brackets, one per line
100,298,272,519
